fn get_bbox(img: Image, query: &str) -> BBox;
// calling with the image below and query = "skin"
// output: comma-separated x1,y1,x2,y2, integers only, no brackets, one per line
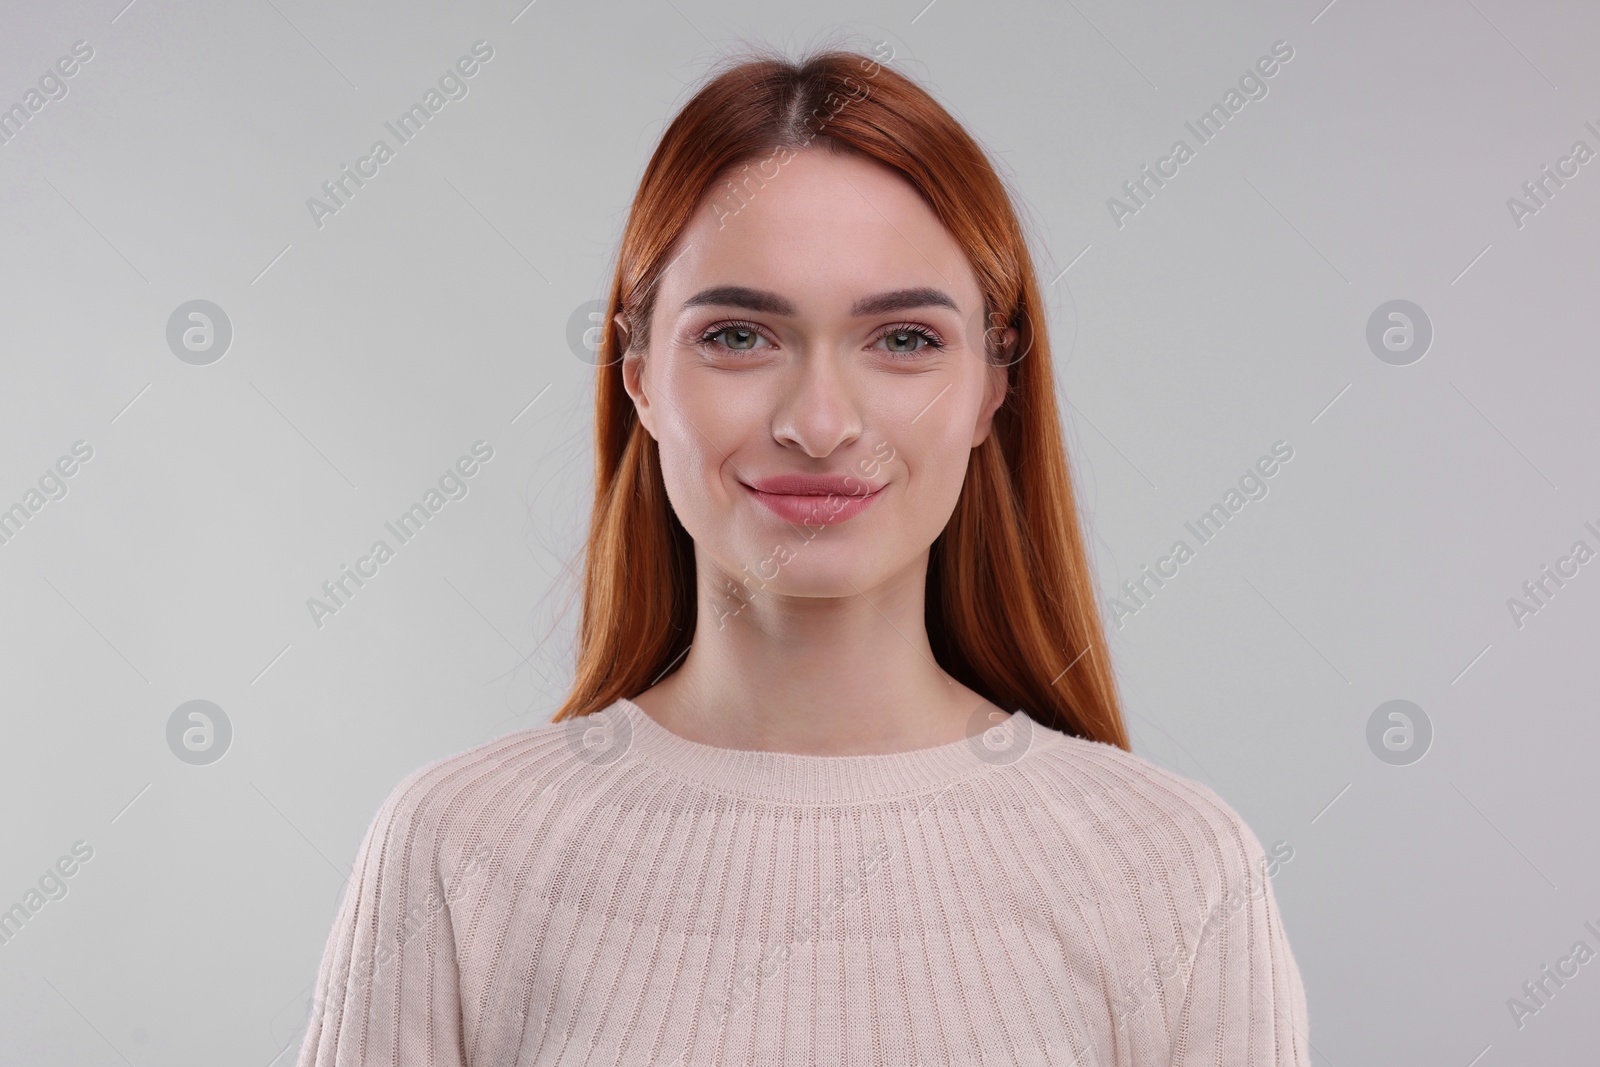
620,146,1018,756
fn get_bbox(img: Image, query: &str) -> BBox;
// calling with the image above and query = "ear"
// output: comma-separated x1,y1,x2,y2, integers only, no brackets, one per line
971,327,1014,447
617,312,657,439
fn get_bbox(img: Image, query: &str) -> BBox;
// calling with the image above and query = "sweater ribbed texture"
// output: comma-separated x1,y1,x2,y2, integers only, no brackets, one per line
295,698,1311,1065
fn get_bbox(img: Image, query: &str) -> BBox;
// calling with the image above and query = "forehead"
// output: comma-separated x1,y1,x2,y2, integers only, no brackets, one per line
658,148,981,315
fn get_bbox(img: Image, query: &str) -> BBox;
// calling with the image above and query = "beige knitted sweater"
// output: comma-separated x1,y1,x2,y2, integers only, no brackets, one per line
295,697,1311,1065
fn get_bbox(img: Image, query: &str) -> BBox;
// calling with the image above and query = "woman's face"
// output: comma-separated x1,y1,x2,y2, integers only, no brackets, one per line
622,147,1011,614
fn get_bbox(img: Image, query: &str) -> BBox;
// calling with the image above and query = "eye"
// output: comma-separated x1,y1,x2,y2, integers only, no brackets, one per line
697,320,772,353
872,323,945,358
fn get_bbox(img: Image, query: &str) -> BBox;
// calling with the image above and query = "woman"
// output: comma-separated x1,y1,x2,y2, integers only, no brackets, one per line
297,45,1311,1066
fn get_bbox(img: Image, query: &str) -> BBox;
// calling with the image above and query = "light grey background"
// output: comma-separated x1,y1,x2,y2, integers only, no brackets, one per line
1,0,1596,1064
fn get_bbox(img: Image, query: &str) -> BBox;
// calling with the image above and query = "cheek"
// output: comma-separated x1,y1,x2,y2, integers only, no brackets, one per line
890,410,979,497
650,372,748,520
656,414,718,502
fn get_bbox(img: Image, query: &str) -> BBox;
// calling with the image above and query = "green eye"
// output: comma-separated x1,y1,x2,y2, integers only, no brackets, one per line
875,324,944,358
719,327,759,350
882,330,924,353
698,321,768,352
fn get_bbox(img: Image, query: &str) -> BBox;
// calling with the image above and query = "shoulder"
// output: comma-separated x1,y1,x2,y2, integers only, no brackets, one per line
357,711,616,874
1019,729,1281,895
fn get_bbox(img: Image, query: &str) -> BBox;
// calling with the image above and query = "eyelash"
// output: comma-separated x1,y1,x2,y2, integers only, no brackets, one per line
695,320,946,359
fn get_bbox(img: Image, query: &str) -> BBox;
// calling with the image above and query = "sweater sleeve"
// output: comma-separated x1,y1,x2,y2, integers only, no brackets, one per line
1167,799,1312,1066
295,769,472,1067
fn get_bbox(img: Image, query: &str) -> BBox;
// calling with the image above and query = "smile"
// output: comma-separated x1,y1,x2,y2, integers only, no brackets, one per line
740,482,886,526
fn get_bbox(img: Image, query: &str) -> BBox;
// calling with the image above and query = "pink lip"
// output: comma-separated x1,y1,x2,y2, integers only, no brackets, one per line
740,474,886,526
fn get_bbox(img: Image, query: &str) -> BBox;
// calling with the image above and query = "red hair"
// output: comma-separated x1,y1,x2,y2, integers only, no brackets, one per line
550,46,1130,749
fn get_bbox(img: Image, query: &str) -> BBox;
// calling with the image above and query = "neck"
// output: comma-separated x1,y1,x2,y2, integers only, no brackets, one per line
632,546,1000,755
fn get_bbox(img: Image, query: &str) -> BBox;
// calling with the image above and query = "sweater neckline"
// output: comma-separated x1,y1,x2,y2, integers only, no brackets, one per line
607,696,1051,805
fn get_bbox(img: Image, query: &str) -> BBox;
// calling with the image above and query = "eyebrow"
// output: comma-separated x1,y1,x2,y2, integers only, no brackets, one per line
680,285,959,317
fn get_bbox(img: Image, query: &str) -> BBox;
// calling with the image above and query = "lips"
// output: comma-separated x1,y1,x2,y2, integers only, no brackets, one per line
744,473,883,496
739,473,886,526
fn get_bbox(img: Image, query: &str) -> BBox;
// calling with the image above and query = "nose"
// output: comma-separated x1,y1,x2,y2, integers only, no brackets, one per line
770,345,863,458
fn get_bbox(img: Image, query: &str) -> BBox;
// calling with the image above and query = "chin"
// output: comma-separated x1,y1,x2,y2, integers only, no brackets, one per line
711,539,892,600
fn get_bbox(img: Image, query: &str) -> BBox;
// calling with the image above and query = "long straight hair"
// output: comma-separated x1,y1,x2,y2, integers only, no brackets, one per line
551,46,1130,750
